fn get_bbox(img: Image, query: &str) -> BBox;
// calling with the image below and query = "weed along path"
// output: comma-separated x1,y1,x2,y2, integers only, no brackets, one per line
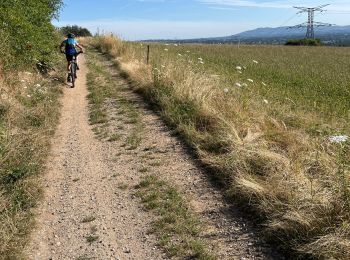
26,51,281,259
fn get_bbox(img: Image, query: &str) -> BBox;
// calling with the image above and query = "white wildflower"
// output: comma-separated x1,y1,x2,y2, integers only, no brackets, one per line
198,57,203,60
223,88,229,93
329,135,348,143
235,83,242,88
27,95,31,98
164,48,168,51
242,83,248,87
262,82,267,86
263,99,269,104
199,61,204,64
247,79,254,83
178,53,182,56
21,79,25,83
165,43,169,46
253,60,259,64
236,66,242,70
243,66,247,70
35,84,41,88
238,71,242,74
174,44,178,46
161,65,166,68
25,72,32,75
186,50,190,53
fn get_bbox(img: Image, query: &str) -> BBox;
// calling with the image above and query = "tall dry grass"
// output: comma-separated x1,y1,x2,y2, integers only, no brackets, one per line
0,63,63,258
90,35,350,259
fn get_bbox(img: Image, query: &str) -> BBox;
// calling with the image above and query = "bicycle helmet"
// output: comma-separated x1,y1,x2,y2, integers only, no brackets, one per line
67,33,75,38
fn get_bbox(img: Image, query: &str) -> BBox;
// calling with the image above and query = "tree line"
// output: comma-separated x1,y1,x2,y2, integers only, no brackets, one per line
59,25,92,38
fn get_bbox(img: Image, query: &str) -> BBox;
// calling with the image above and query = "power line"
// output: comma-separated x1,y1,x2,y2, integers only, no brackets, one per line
290,4,333,39
279,13,300,27
327,11,350,14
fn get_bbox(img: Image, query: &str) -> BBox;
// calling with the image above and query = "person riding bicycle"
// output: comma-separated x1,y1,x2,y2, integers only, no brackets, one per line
60,33,84,81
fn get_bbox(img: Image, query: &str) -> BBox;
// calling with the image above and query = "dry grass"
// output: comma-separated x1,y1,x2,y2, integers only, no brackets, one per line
90,36,350,259
0,62,63,258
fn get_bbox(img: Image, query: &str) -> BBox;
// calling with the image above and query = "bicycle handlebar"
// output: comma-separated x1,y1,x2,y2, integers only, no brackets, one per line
61,50,84,55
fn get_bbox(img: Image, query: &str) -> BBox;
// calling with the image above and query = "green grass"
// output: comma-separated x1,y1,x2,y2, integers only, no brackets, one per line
108,133,121,142
85,234,99,244
86,49,144,147
134,43,350,123
117,183,128,190
86,61,112,125
137,175,216,259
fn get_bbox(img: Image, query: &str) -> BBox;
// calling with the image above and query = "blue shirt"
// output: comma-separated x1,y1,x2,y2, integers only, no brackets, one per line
64,38,78,55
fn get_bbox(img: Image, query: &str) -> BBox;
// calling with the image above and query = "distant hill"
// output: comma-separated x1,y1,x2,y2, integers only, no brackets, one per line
148,25,350,46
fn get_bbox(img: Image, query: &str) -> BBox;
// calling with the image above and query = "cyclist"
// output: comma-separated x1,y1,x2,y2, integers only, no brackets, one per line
60,33,84,81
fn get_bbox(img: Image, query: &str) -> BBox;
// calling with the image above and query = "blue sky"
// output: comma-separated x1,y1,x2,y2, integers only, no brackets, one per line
55,0,350,40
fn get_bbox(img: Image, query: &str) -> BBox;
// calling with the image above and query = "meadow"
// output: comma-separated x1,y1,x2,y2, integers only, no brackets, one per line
137,43,350,121
91,36,350,259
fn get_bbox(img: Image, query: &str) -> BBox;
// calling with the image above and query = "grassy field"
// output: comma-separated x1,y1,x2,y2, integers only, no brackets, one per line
91,36,350,259
135,43,350,121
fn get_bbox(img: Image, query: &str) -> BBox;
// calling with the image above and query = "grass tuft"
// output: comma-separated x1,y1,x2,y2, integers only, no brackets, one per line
85,235,99,244
136,175,216,259
81,216,96,223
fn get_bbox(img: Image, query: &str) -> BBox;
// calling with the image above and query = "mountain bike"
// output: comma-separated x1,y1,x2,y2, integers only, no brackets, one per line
63,51,83,88
69,51,83,88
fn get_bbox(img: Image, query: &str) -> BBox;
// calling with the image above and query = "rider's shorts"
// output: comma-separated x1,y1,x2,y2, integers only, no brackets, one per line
66,54,76,62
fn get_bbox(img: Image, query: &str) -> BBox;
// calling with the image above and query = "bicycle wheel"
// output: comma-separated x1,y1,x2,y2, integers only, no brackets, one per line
71,62,76,88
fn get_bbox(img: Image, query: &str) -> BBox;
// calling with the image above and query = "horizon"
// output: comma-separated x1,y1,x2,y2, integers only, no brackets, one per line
55,0,350,40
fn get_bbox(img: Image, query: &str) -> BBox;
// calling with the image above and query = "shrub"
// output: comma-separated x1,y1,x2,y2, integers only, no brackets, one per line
286,38,322,46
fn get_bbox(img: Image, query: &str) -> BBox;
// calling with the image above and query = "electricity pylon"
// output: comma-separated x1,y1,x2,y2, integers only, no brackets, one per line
292,4,332,39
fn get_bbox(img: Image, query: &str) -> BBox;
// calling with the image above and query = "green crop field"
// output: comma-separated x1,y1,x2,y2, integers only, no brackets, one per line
137,43,350,123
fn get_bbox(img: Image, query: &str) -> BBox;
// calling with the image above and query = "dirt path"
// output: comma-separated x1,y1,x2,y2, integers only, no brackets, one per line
26,55,165,260
26,52,281,259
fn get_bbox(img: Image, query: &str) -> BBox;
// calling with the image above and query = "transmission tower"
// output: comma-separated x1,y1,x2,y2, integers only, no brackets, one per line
292,4,332,39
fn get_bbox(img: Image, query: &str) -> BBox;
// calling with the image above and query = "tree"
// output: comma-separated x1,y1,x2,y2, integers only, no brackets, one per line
59,25,92,37
0,0,63,68
285,38,322,46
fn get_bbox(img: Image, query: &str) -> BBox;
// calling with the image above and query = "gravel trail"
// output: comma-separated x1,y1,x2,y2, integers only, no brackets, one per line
26,55,165,260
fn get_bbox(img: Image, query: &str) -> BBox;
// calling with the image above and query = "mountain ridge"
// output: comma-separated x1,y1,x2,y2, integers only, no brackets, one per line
147,25,350,45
